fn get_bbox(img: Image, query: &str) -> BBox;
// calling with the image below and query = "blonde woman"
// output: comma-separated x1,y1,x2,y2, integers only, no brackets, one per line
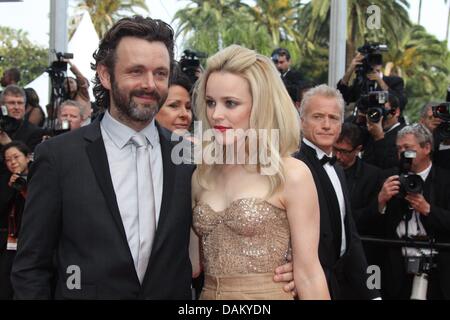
191,45,330,300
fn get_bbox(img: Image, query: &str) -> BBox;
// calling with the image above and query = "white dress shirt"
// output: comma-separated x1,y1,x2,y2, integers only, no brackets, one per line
396,163,433,257
101,111,163,271
304,138,347,256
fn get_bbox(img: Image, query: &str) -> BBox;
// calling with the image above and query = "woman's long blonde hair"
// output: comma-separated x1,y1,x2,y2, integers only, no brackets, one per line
193,44,300,196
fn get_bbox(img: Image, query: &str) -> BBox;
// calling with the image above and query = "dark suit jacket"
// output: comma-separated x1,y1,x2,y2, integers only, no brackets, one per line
9,120,44,152
295,142,379,299
362,122,405,171
344,158,384,268
11,116,195,299
382,166,450,299
337,75,408,111
345,158,383,236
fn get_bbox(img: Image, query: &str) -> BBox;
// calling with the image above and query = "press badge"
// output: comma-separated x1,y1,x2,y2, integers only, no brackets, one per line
6,235,17,251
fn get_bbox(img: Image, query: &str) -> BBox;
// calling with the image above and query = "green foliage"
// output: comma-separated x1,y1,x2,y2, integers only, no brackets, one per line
0,26,48,87
74,0,149,38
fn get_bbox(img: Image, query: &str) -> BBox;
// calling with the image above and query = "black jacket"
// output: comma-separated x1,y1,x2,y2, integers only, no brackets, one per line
362,122,405,170
382,165,450,299
11,116,194,299
295,142,379,299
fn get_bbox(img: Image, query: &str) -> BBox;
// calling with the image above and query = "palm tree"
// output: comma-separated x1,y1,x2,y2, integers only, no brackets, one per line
243,0,304,48
174,0,244,51
383,24,450,121
300,0,411,67
74,0,149,38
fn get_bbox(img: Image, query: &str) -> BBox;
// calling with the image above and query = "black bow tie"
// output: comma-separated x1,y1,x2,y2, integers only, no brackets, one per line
320,155,337,166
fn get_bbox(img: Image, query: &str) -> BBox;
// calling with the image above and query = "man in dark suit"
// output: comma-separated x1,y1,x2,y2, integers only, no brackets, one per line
377,124,450,299
271,48,303,88
11,16,194,300
294,84,379,300
334,123,384,267
337,52,407,112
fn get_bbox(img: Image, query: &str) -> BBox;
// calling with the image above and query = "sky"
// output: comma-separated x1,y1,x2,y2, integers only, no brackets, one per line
0,0,449,51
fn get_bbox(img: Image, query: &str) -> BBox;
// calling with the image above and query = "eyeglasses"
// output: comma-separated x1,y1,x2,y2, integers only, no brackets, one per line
333,145,356,155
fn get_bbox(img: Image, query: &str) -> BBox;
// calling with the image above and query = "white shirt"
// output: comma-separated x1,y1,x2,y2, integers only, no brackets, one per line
101,111,163,270
303,139,347,256
384,122,401,134
396,163,434,257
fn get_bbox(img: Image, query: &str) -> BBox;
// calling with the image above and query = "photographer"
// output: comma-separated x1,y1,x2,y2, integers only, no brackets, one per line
0,85,44,152
0,141,31,299
61,59,92,126
377,124,450,299
362,93,405,170
179,50,205,84
337,49,407,112
420,102,450,170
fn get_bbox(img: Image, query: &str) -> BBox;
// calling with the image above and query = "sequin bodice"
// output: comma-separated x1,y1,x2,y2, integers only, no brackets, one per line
193,198,290,276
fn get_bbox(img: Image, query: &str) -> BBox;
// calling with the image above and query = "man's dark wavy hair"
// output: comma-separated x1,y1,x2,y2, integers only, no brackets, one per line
91,15,175,111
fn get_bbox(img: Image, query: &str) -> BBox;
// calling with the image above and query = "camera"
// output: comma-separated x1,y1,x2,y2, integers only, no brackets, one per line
42,119,70,138
179,49,206,83
355,43,388,93
398,150,424,197
46,51,73,75
11,173,27,192
357,91,390,123
0,105,20,133
431,102,450,140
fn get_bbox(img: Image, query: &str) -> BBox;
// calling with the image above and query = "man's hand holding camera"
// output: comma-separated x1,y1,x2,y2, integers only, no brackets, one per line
366,70,389,91
378,175,400,210
366,115,385,141
378,175,431,216
341,53,364,85
405,193,430,216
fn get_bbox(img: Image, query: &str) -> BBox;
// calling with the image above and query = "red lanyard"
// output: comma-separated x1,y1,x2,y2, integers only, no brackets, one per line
8,204,17,238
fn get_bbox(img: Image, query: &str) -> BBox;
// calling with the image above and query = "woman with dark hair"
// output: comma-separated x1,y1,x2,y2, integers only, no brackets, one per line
0,141,31,299
156,67,194,136
23,87,46,127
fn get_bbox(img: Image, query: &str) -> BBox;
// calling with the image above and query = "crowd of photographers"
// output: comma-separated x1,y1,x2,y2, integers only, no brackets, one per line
1,42,450,300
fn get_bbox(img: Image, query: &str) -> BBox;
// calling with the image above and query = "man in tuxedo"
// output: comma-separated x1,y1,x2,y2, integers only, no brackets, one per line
337,52,407,112
377,124,450,299
11,16,294,300
294,84,379,300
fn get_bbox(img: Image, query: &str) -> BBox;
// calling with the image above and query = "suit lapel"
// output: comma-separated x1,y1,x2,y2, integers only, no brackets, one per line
300,142,343,256
84,117,131,254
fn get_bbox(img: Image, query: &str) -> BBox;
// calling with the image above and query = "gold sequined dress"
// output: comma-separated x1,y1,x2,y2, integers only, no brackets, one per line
193,197,293,300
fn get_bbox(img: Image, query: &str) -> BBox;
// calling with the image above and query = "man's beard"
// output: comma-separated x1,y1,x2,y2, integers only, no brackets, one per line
111,79,166,123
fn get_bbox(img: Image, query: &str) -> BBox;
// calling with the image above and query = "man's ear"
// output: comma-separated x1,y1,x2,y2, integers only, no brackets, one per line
97,64,111,90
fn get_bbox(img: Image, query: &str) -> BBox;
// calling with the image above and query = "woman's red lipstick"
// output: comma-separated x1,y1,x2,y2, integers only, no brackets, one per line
214,125,231,132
